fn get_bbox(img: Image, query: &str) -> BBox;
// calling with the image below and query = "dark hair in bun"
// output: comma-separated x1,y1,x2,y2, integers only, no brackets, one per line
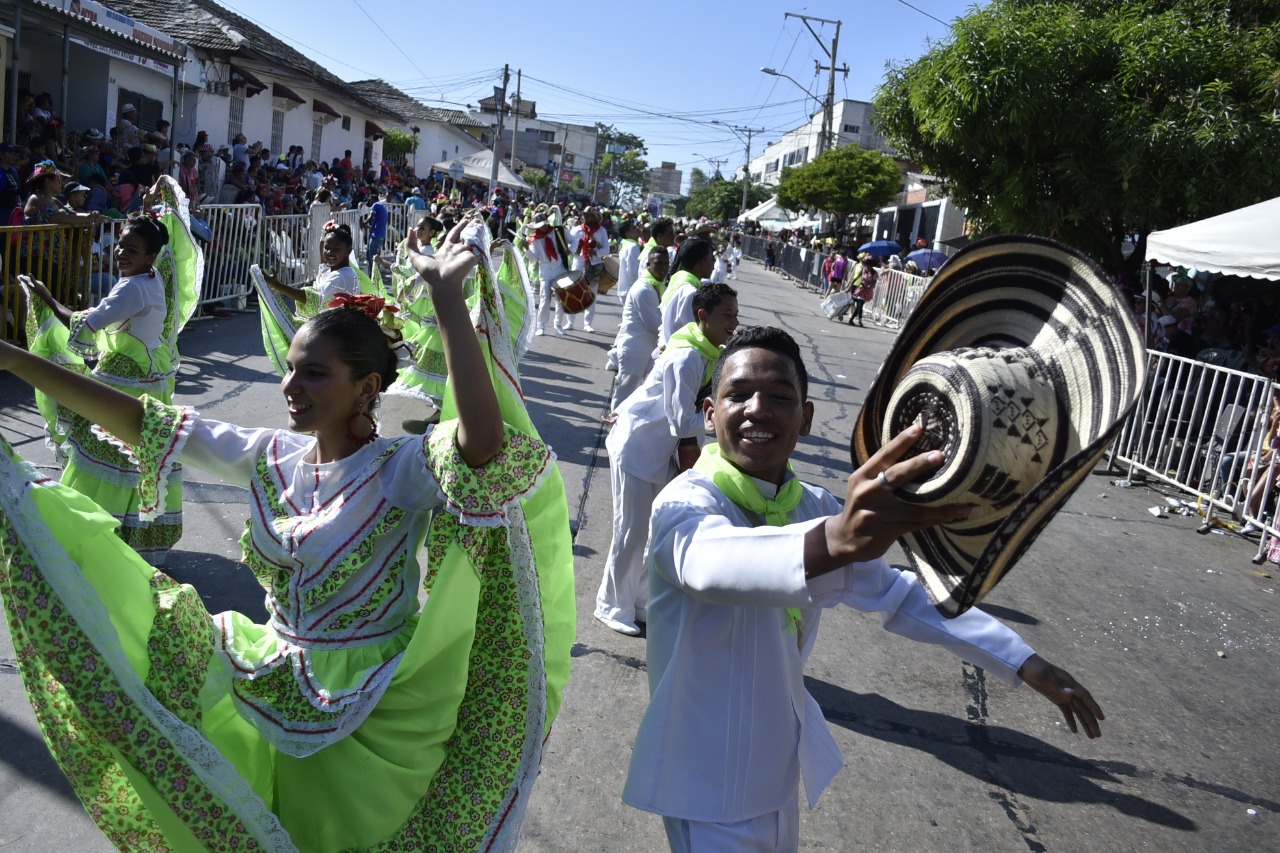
123,217,170,254
303,307,398,394
323,223,354,248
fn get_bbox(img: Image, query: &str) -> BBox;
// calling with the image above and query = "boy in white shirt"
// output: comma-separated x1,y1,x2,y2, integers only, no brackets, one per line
595,283,740,636
623,326,1105,851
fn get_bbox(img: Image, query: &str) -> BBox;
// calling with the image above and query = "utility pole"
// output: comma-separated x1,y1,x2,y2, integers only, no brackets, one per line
705,156,729,180
509,69,522,173
784,12,847,155
488,63,510,196
720,124,767,214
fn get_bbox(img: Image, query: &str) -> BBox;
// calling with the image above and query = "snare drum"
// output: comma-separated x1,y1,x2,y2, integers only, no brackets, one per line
553,271,595,314
598,254,620,295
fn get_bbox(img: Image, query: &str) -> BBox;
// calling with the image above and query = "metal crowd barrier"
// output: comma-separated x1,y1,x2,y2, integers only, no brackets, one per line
200,203,262,310
261,213,311,287
0,223,94,342
1110,351,1279,550
865,268,929,330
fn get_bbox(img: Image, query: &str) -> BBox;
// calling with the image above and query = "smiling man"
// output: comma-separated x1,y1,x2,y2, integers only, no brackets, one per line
622,326,1105,852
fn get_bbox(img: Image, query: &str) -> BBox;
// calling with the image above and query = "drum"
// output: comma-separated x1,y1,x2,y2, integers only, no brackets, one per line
598,254,620,295
553,271,595,314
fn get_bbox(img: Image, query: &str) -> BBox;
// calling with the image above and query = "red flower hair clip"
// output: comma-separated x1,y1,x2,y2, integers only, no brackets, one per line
323,219,337,232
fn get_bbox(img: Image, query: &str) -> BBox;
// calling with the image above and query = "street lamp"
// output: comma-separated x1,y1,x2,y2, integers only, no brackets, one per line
760,67,826,155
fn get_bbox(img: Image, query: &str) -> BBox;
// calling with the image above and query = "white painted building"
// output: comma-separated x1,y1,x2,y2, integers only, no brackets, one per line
348,80,486,179
472,94,599,192
744,99,894,187
109,0,401,172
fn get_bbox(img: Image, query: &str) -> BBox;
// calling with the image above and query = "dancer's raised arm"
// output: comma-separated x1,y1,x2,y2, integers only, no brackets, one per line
406,217,502,467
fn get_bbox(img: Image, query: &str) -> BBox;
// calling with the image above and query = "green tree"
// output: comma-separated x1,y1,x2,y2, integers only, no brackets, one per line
774,145,902,233
381,128,417,157
686,181,772,223
522,168,551,202
874,0,1280,272
664,196,690,217
688,167,709,193
600,149,650,208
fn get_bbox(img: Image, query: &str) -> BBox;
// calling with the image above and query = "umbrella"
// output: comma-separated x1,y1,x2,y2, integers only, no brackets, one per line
858,240,902,257
906,248,949,270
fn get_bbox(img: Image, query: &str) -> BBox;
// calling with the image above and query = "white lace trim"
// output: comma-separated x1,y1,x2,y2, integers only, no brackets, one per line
217,623,404,760
0,443,299,852
481,503,547,851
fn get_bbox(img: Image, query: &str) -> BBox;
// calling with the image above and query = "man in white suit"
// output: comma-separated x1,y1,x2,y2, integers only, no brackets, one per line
623,326,1105,852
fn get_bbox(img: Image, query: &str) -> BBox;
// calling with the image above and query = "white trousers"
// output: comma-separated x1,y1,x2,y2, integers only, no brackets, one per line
662,791,799,852
610,347,652,411
536,276,567,332
595,465,662,625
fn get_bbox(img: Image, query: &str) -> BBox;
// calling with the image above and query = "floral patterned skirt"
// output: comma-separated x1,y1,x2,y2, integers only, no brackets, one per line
0,417,566,853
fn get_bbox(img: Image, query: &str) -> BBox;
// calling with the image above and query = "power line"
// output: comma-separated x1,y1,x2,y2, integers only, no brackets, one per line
347,0,437,88
891,0,950,26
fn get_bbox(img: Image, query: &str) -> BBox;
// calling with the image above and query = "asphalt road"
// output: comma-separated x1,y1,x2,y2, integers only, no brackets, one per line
0,258,1276,852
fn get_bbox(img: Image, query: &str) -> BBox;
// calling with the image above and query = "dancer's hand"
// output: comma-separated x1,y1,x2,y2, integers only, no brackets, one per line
1018,655,1105,739
17,274,54,308
407,217,480,296
805,424,972,578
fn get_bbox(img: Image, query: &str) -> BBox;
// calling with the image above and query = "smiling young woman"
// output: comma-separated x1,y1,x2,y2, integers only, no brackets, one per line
19,176,200,565
0,220,573,852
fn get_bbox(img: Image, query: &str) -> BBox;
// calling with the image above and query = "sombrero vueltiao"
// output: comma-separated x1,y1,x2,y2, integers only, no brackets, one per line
852,235,1146,617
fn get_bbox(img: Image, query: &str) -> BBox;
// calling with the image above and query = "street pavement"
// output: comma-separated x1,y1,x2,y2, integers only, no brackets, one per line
0,258,1276,852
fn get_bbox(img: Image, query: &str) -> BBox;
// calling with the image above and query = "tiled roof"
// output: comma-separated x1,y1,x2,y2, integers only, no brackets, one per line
348,80,487,130
107,0,402,121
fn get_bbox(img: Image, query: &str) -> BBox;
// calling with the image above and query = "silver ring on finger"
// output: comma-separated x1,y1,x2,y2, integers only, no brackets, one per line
877,470,893,491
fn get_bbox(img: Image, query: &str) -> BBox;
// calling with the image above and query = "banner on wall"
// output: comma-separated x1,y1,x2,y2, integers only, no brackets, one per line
46,0,191,75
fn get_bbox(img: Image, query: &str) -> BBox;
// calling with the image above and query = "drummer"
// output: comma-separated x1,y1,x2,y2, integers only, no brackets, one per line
567,206,611,334
528,217,571,337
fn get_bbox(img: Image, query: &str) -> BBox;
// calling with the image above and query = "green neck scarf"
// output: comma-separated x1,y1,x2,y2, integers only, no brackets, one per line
667,321,721,385
693,443,802,525
693,444,804,634
639,270,667,299
660,269,701,308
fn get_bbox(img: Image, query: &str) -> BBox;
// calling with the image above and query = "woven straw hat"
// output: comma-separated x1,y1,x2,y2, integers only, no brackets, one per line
852,235,1146,617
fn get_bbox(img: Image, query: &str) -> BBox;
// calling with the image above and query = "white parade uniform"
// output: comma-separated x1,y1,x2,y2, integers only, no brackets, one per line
624,470,1036,847
610,272,663,410
616,238,641,301
528,234,568,334
596,345,710,629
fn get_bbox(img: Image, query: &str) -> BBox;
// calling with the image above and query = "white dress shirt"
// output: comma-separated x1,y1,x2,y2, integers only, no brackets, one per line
604,346,708,485
623,470,1036,822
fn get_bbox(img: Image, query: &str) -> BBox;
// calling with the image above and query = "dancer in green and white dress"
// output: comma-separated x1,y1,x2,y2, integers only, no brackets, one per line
0,218,575,852
20,175,200,564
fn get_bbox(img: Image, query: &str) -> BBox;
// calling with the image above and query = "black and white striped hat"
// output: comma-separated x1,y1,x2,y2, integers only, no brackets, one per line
852,235,1146,617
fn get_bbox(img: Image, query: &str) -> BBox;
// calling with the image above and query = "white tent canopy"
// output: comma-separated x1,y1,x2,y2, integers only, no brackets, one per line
1146,196,1280,281
737,196,792,232
430,150,532,192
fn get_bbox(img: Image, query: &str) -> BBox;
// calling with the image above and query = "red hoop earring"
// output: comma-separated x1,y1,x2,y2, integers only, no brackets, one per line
345,404,378,445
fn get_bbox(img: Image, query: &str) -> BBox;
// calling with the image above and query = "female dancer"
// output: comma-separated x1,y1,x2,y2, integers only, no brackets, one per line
0,219,573,852
21,176,199,564
256,221,381,376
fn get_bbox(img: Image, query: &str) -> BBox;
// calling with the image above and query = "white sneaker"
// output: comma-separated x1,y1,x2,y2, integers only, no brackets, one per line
583,324,596,333
594,612,640,636
554,326,565,337
535,328,545,336
1240,522,1262,536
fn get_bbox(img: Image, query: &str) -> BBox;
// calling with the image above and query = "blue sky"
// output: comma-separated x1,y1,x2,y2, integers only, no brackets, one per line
217,0,980,188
